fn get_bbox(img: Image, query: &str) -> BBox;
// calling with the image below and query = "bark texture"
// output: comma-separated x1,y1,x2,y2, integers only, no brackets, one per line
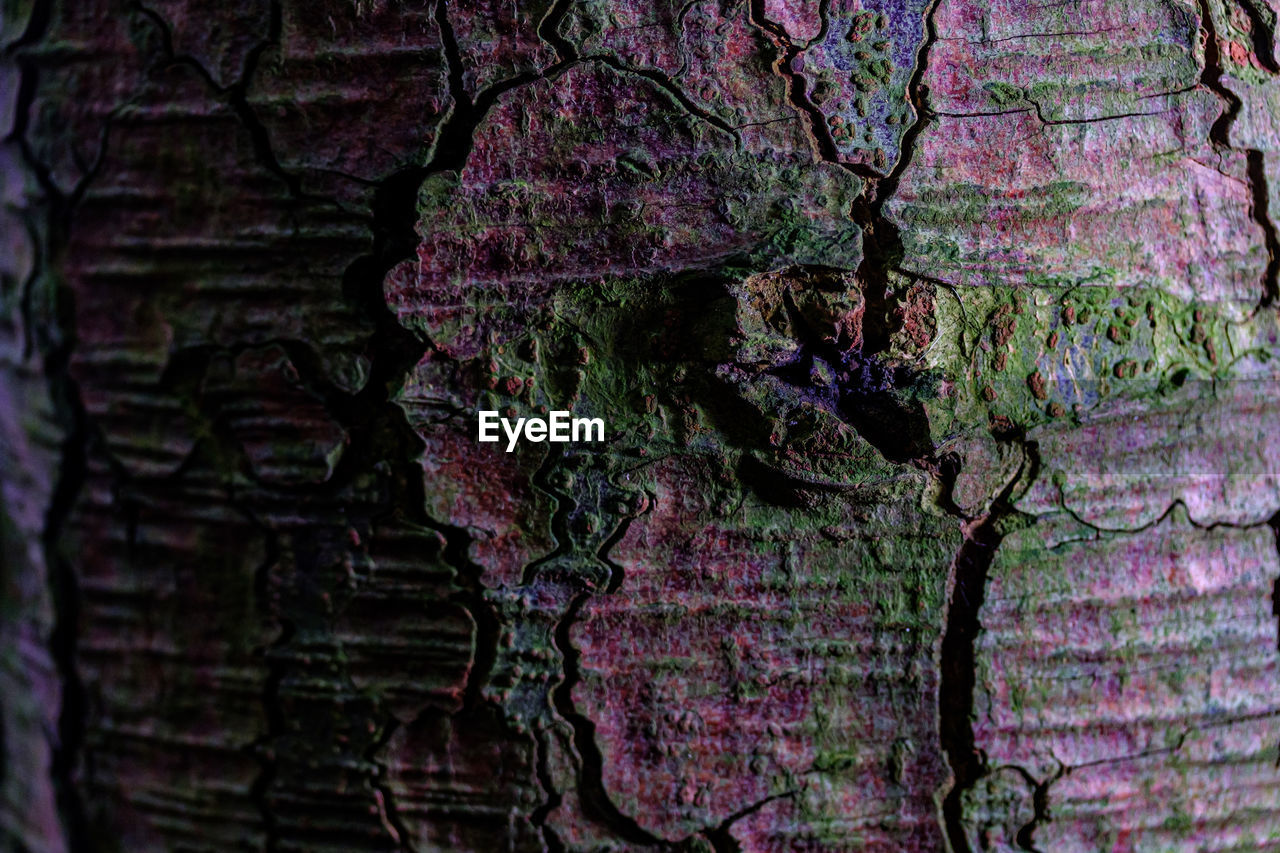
2,0,1280,851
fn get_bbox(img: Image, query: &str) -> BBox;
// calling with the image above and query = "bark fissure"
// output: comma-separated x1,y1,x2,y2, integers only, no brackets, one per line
8,2,93,847
530,727,568,853
247,620,292,853
746,0,874,174
132,0,362,215
522,445,574,586
937,438,1038,853
1238,0,1280,74
699,789,801,852
240,509,285,852
583,53,741,141
1198,0,1280,306
1001,761,1065,853
937,513,1001,853
1269,509,1280,652
538,0,579,64
366,719,413,851
551,591,671,848
8,0,1280,849
43,368,90,853
852,0,942,363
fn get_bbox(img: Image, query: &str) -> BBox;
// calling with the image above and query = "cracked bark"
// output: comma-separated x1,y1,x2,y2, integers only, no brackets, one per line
1199,0,1280,308
5,0,1280,851
937,435,1037,853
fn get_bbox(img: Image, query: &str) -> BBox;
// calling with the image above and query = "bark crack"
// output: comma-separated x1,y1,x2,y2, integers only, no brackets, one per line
851,0,943,359
1269,509,1280,652
240,508,286,852
530,726,568,852
7,2,93,847
698,789,800,852
551,591,672,848
1238,0,1280,74
538,0,579,64
366,719,413,851
937,436,1039,853
746,0,871,173
522,445,575,586
998,761,1065,853
131,0,363,216
1198,0,1280,307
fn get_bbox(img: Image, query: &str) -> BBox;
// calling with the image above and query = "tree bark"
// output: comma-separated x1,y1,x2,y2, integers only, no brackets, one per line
3,0,1280,850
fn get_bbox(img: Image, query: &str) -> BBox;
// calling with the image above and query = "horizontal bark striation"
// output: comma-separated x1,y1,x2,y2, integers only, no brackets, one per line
890,0,1269,308
5,0,524,849
0,94,68,853
573,455,958,848
967,514,1280,851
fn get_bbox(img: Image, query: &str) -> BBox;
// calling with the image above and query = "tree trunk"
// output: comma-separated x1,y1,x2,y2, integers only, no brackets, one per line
3,0,1279,850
